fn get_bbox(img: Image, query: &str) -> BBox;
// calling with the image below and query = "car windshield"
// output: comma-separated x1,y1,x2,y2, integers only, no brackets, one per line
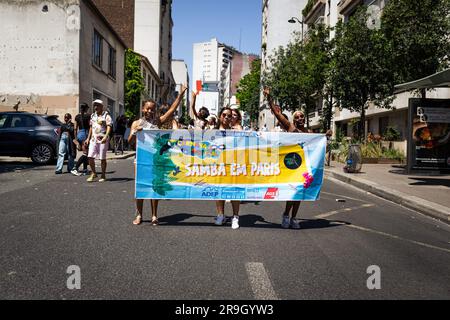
45,116,62,126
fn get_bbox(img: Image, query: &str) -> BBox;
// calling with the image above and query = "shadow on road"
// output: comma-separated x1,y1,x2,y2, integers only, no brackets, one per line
408,177,450,188
0,160,45,174
145,213,348,230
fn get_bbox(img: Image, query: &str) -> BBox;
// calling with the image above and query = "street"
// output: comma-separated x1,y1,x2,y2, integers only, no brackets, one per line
0,158,449,300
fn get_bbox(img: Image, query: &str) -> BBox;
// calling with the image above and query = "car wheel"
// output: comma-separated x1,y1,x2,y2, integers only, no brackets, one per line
31,143,54,165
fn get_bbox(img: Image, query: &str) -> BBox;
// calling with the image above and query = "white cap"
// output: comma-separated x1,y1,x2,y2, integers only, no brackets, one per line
93,99,104,106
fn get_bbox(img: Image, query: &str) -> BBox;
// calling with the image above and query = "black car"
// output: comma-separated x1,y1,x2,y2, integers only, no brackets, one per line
0,112,62,164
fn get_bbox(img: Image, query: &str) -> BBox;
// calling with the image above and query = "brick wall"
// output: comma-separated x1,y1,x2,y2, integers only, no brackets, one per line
92,0,134,49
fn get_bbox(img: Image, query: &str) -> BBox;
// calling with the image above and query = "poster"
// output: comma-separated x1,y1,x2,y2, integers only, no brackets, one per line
408,98,450,171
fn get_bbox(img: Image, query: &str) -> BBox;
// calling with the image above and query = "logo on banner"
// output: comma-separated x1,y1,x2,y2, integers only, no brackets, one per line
284,153,302,169
264,188,279,199
221,187,246,200
201,187,219,198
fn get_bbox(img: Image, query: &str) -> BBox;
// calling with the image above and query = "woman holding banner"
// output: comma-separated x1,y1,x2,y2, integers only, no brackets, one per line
129,85,187,226
263,88,310,229
214,107,242,230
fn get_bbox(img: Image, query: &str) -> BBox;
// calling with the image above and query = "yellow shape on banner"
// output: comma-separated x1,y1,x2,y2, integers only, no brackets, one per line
168,144,308,185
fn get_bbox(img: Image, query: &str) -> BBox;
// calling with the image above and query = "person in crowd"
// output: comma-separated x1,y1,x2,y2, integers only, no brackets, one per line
190,90,210,129
214,107,242,230
129,85,188,226
84,99,112,182
71,103,91,176
158,103,180,130
263,87,311,229
74,103,90,149
272,114,289,132
230,108,243,131
207,115,217,130
55,113,76,174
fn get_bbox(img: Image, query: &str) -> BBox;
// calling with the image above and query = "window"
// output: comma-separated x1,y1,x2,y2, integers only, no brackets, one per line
108,99,115,121
143,69,147,86
108,45,116,78
93,90,101,100
0,114,8,128
10,115,38,128
93,30,103,68
148,75,151,96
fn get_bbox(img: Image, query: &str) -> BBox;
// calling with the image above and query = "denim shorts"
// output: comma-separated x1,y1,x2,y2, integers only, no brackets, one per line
77,129,88,144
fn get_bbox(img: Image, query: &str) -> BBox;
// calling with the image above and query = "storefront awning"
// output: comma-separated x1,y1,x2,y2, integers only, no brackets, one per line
394,68,450,94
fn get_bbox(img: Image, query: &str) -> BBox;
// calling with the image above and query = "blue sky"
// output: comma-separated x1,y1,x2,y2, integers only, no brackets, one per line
172,0,262,86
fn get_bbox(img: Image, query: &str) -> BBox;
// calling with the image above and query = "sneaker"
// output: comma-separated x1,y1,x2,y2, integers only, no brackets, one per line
281,215,290,229
99,176,106,182
290,218,301,229
55,171,62,175
214,214,226,226
231,216,240,229
86,174,98,182
71,169,81,176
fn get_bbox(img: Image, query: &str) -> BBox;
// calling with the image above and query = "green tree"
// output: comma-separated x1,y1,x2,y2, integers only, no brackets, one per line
236,59,261,125
125,49,145,118
331,7,394,140
382,0,450,85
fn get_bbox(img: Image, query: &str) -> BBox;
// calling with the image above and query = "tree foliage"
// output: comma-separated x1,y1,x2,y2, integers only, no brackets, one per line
236,59,261,123
382,0,450,84
125,49,145,118
331,6,394,140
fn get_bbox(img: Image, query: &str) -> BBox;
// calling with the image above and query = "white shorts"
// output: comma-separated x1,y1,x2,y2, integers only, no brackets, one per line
88,140,109,160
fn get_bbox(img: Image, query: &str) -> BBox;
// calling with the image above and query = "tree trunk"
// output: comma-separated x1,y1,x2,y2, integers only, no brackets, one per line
359,106,366,142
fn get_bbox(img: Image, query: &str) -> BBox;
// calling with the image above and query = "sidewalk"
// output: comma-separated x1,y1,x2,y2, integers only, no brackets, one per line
106,150,135,160
325,161,450,223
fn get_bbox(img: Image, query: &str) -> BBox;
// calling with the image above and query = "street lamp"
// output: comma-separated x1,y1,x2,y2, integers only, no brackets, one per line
288,16,304,44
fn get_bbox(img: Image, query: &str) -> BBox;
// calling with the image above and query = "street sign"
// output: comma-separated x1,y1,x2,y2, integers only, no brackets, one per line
202,81,219,92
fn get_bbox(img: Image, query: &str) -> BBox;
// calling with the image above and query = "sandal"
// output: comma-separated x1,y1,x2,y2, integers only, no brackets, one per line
133,214,142,225
151,216,159,226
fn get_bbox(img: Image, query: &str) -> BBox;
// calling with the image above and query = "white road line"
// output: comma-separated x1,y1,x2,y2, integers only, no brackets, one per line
315,204,375,219
321,191,368,202
245,262,279,300
345,224,450,254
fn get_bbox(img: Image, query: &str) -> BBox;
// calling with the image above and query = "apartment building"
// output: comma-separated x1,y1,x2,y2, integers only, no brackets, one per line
259,0,309,130
94,0,176,104
171,60,190,118
0,0,126,121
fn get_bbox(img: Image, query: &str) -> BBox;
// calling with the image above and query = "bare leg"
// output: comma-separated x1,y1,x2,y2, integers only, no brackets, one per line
284,201,294,216
101,159,107,178
290,201,301,219
216,200,225,215
231,201,240,216
151,199,159,224
133,199,144,225
89,157,96,175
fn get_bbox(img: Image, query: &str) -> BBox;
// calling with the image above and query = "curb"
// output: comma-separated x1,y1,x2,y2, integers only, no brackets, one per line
106,152,136,160
325,169,450,224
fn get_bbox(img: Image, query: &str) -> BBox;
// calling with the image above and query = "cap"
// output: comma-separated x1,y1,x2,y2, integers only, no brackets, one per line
93,99,104,106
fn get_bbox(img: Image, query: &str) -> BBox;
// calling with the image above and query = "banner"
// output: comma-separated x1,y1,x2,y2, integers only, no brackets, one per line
135,130,326,201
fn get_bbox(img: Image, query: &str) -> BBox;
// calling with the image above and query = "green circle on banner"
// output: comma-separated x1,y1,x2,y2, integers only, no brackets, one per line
284,153,302,170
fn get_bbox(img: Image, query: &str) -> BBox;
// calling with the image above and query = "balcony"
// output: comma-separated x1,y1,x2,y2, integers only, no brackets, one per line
303,0,326,27
337,0,362,17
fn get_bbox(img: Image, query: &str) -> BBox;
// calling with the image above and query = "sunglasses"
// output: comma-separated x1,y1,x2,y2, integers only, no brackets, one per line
222,113,232,118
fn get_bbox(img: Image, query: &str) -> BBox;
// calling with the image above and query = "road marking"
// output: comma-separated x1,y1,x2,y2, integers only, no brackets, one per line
315,204,375,219
321,191,368,202
344,224,450,254
245,262,279,300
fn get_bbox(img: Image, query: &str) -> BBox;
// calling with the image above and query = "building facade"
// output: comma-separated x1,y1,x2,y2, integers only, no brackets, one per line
0,0,126,121
171,60,190,118
259,0,309,130
300,0,450,141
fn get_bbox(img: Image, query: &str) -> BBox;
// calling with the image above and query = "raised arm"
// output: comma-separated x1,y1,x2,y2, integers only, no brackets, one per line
190,90,199,119
159,85,188,125
263,88,293,132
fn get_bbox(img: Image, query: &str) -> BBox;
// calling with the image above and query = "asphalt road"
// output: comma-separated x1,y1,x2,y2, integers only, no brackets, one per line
0,157,449,300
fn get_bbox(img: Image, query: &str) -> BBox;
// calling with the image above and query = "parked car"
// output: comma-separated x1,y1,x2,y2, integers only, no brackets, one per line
0,112,62,164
